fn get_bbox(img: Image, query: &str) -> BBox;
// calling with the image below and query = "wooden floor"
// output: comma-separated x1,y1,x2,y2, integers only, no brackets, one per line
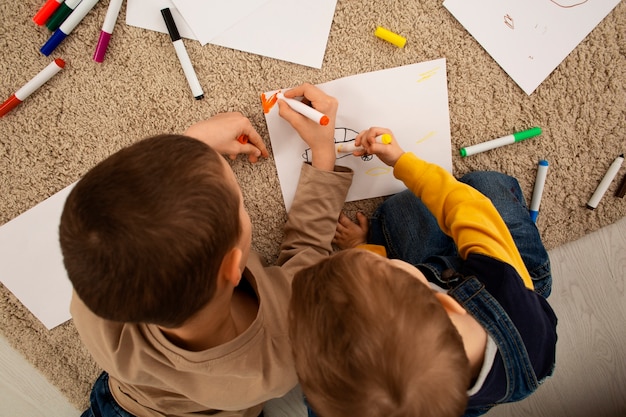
1,217,625,417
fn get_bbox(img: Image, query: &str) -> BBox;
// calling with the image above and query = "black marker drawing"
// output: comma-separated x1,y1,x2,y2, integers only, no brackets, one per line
301,127,374,162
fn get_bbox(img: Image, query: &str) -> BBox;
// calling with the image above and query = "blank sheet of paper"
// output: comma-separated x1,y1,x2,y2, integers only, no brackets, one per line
264,58,453,211
0,184,75,330
444,0,621,95
125,0,337,68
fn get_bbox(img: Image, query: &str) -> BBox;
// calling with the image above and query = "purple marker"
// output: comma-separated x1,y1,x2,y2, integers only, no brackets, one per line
93,0,123,62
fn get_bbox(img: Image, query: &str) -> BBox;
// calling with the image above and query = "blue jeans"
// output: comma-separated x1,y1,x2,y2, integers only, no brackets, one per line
369,171,552,297
81,372,135,417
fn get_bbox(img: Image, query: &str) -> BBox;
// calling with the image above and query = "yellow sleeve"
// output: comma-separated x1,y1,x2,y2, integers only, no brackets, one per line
356,244,387,257
393,153,533,290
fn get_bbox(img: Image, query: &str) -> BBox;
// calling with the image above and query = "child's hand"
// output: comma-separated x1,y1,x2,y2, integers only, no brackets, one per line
278,83,338,171
333,212,369,249
354,127,405,167
184,112,269,163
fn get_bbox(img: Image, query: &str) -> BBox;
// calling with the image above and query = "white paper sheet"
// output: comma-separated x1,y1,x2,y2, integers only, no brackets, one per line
172,0,269,45
125,0,337,68
264,58,453,211
443,0,621,95
0,183,75,330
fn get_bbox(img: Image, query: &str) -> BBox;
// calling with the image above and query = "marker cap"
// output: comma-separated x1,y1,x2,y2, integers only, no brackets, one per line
513,126,542,142
46,3,73,31
0,94,22,117
33,0,63,26
93,31,112,63
41,30,68,56
375,26,407,48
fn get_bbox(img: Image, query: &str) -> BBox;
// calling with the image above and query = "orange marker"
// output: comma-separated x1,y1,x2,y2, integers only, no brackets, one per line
277,92,329,126
237,134,248,144
33,0,64,26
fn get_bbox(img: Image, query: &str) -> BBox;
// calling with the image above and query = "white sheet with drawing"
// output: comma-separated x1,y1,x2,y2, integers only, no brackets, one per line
263,58,453,211
444,0,621,95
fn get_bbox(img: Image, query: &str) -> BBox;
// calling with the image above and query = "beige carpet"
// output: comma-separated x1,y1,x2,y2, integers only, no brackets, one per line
1,0,625,410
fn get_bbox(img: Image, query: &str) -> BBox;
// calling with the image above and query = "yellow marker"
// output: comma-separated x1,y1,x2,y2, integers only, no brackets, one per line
336,134,392,153
375,26,406,48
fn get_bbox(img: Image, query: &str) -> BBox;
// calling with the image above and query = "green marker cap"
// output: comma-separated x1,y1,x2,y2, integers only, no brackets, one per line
513,126,542,142
459,148,467,157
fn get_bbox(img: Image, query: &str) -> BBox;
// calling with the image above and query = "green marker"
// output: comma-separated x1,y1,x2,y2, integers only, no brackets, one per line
460,127,542,157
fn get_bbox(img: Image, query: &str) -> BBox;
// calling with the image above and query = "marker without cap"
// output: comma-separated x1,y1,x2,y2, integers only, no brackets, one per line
93,0,123,62
277,92,329,126
161,7,204,100
336,134,392,153
586,154,624,209
0,58,65,117
33,0,65,26
460,127,542,157
40,0,99,56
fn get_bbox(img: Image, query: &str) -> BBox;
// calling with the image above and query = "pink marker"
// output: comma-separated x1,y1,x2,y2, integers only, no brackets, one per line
0,59,65,117
33,0,65,25
93,0,123,62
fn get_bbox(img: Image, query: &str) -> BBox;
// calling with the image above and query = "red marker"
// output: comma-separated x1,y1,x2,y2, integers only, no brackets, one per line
33,0,64,26
0,59,65,117
237,135,249,144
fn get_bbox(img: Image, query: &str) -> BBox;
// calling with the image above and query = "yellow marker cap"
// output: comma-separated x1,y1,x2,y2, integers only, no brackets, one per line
380,133,392,144
375,26,406,48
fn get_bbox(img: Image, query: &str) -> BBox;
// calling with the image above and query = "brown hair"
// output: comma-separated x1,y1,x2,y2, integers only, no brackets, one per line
60,135,241,327
289,249,470,417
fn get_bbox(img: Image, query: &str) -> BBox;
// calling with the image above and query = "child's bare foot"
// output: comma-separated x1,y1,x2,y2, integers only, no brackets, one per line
333,212,369,249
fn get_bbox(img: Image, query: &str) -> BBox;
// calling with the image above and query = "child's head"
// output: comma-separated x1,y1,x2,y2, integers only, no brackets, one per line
288,249,470,417
60,134,250,328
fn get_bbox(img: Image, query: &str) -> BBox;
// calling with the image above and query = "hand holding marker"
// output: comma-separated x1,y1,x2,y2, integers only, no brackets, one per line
277,92,329,126
0,59,65,117
460,127,542,157
336,134,392,153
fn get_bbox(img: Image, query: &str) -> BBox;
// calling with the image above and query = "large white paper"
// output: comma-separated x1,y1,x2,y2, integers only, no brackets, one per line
264,59,453,211
444,0,621,95
126,0,337,69
0,184,75,330
173,0,269,45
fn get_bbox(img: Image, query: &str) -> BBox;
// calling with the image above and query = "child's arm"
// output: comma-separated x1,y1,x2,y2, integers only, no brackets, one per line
183,112,269,163
275,84,354,270
356,127,533,289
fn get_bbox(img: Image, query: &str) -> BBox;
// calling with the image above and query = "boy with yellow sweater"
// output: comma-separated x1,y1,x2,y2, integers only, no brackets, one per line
289,127,557,417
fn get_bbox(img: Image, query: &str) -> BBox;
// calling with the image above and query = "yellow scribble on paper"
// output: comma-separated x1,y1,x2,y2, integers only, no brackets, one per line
417,131,436,144
366,167,392,176
417,67,440,83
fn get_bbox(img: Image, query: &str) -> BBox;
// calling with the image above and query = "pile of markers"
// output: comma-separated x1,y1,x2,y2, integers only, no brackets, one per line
0,0,123,117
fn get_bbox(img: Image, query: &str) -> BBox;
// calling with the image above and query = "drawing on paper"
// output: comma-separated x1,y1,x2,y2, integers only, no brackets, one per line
504,14,514,29
550,0,589,8
301,127,374,162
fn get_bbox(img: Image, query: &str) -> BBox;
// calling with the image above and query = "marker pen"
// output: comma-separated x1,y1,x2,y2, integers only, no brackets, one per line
40,0,99,56
161,7,204,100
586,154,624,209
277,92,329,126
0,58,65,117
93,0,123,62
460,127,542,157
33,0,65,26
529,159,549,222
336,134,392,153
46,0,82,31
237,135,249,144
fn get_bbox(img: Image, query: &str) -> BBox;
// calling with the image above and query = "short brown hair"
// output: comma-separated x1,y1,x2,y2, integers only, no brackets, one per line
60,135,241,327
289,249,470,417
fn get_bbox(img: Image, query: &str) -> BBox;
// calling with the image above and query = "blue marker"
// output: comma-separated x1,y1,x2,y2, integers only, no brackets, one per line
41,0,99,56
529,159,549,222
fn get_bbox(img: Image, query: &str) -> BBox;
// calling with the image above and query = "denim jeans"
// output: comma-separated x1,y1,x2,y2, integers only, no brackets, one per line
81,372,135,417
369,171,552,297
